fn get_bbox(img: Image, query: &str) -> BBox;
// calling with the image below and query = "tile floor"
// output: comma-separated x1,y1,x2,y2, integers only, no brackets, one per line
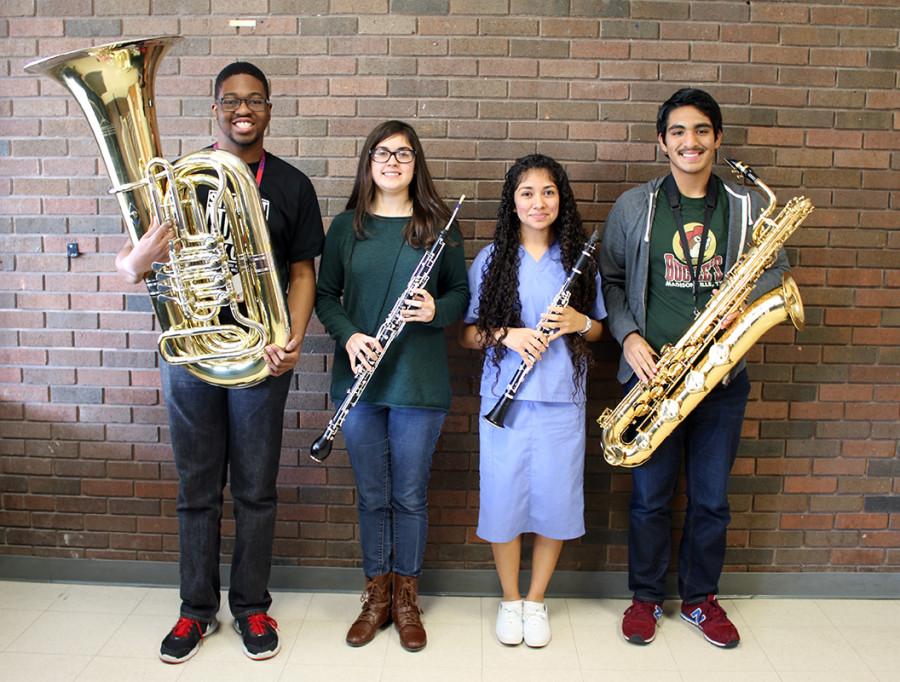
0,580,897,681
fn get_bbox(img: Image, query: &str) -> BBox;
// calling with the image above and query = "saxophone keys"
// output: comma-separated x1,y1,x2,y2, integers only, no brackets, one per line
685,370,706,394
660,399,680,422
708,342,730,366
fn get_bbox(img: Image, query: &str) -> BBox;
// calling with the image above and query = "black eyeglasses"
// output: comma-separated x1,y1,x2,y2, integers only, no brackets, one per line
217,97,270,112
369,147,416,164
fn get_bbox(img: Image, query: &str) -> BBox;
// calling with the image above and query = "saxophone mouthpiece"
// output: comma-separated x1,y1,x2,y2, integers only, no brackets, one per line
309,434,333,463
726,158,759,185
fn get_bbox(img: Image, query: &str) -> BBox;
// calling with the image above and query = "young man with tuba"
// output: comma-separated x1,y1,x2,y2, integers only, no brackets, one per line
599,88,790,649
116,62,324,663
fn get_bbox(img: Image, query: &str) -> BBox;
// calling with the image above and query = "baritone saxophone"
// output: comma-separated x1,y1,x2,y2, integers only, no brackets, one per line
598,160,812,468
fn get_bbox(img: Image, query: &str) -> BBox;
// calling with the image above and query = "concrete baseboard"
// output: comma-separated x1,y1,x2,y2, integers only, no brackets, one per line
2,556,898,598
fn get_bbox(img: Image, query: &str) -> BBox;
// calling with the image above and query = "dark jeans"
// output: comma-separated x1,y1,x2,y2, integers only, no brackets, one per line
161,361,292,622
342,402,446,578
627,370,750,603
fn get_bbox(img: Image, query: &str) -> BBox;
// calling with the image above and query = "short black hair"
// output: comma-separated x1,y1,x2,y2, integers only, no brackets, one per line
214,61,270,100
656,88,723,138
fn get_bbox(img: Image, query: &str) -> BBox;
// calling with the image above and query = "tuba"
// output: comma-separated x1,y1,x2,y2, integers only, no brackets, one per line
598,160,811,467
24,36,288,388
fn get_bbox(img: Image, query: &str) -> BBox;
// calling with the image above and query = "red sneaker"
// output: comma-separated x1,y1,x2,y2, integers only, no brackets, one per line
622,597,663,645
680,595,740,648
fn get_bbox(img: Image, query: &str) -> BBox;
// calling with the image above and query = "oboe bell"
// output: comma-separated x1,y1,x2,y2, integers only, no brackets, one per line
309,433,333,463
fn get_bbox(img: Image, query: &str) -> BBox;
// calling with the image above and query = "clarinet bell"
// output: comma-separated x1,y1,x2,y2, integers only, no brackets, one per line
483,397,510,429
309,434,333,463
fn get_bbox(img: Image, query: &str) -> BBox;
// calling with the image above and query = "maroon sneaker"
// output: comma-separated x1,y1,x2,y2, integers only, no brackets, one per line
622,597,663,645
680,595,740,648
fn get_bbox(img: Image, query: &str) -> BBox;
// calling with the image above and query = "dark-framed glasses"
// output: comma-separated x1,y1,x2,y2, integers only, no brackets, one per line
217,97,270,112
369,147,416,164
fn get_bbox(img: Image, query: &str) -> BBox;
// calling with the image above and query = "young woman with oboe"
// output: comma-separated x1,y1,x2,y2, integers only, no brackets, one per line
459,154,606,648
315,120,468,652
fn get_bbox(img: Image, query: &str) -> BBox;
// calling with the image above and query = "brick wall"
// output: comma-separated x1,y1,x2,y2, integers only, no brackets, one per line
1,1,898,574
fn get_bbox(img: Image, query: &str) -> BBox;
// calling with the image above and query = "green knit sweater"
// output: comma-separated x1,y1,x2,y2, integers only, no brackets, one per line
314,211,469,410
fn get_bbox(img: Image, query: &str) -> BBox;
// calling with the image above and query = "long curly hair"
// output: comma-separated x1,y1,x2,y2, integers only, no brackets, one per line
346,120,450,248
475,154,597,391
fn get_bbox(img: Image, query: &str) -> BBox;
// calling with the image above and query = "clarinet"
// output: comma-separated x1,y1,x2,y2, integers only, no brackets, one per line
310,195,465,462
483,229,600,429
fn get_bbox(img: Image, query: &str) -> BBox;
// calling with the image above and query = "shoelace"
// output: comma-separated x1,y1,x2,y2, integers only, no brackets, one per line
246,613,278,636
626,600,660,621
500,603,521,624
171,616,201,639
699,597,729,623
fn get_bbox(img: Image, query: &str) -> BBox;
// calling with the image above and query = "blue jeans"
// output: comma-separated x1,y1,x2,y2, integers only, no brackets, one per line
342,402,446,578
161,361,292,622
627,370,750,603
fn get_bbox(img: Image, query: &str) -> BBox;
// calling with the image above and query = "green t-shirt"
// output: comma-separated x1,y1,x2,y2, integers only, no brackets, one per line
645,177,729,352
314,211,469,410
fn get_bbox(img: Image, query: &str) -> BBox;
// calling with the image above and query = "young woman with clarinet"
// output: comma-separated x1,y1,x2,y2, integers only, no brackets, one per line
315,120,469,652
459,154,606,648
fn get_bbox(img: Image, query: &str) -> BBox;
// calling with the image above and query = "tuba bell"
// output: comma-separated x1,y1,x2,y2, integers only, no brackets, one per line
24,36,288,388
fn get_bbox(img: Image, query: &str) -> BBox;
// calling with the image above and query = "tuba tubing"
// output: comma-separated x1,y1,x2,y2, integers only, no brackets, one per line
25,36,288,388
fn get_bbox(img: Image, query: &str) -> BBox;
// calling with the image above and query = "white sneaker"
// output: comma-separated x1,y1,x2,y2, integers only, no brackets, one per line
495,599,524,645
523,600,551,647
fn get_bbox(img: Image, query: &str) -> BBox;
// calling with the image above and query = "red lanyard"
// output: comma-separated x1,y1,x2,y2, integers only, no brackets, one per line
213,143,265,187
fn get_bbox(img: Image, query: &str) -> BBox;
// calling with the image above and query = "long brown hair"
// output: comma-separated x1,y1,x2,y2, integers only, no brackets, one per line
346,120,450,248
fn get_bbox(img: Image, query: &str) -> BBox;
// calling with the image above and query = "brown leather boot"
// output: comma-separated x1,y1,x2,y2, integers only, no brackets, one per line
345,573,392,647
392,574,426,652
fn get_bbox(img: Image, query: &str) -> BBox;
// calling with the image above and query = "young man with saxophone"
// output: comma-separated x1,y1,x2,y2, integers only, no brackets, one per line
116,62,324,663
599,88,790,649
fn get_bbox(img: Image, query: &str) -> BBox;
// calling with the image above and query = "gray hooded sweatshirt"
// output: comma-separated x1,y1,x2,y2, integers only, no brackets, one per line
599,174,792,385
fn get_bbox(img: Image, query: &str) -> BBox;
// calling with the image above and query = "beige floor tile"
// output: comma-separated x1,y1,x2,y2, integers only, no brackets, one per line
7,610,127,655
382,665,483,681
815,598,900,629
0,580,68,611
97,614,181,659
303,591,364,622
566,597,632,627
48,584,149,614
680,673,782,682
839,625,900,672
288,618,389,667
268,590,313,620
489,668,581,682
419,594,482,623
383,621,481,669
582,672,681,682
0,608,42,650
131,587,182,617
277,663,382,682
732,598,827,628
574,624,678,671
176,654,286,682
0,652,92,681
753,625,868,672
874,671,900,682
778,672,879,682
75,656,185,681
